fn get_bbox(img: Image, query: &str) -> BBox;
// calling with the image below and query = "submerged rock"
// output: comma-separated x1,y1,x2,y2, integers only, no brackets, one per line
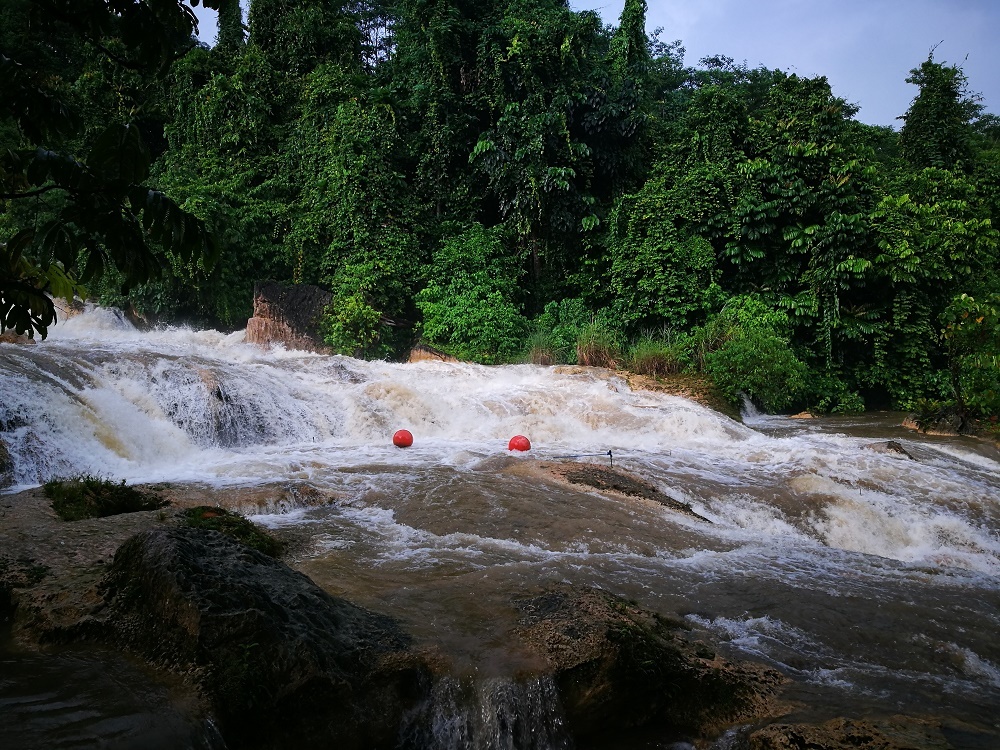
556,463,711,522
100,526,430,750
864,441,915,460
512,587,784,741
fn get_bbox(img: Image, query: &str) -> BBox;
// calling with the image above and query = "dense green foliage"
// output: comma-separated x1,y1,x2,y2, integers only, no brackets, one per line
3,1,998,424
44,475,167,521
1,0,219,336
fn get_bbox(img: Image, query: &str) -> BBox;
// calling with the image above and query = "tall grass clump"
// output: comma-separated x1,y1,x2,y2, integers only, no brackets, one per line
576,323,622,368
524,298,590,365
525,330,558,365
627,330,689,376
44,475,167,521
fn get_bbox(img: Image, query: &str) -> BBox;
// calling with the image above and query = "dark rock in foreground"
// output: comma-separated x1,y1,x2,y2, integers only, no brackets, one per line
512,587,785,741
101,526,429,750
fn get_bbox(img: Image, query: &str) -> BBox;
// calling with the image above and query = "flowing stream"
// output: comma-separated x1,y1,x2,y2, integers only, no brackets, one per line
2,308,999,748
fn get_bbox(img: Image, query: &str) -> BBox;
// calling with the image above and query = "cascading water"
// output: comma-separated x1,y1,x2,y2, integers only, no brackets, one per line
2,307,999,748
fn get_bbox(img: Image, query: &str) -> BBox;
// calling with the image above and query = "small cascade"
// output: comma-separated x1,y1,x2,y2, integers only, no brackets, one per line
401,676,571,750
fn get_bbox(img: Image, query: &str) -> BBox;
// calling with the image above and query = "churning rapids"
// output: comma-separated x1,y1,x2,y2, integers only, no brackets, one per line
2,307,1000,749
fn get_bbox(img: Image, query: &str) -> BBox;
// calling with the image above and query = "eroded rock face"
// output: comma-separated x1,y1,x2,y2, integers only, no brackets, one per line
408,343,458,363
101,527,430,750
245,281,333,354
511,587,785,740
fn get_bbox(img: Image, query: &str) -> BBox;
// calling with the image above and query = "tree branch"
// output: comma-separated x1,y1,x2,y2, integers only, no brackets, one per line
0,185,65,200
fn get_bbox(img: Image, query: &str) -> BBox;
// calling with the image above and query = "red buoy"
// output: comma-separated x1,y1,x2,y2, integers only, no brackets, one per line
508,435,531,452
393,429,413,448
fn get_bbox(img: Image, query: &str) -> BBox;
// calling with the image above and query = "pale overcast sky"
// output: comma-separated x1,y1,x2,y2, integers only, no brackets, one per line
190,0,999,128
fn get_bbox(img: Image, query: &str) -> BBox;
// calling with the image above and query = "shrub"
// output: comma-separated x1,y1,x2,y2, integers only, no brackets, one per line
806,372,866,415
323,291,383,359
44,475,167,521
705,334,807,412
181,506,283,557
695,295,807,412
415,224,528,364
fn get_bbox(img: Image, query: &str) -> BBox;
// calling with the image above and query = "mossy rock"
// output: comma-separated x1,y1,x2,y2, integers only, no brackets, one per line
181,506,283,557
44,476,167,521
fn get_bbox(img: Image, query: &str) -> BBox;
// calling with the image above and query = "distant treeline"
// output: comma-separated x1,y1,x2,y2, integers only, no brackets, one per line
2,0,999,420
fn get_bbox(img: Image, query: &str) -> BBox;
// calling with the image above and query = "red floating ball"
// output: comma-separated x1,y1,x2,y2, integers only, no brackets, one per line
508,435,531,452
393,429,413,448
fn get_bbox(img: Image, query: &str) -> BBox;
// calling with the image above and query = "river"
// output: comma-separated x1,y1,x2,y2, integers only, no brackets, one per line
2,308,999,749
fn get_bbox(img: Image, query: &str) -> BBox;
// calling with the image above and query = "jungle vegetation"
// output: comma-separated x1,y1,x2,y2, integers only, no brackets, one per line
2,0,999,421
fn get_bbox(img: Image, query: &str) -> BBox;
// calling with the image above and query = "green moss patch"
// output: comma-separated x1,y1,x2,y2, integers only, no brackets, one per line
44,475,167,521
181,507,283,557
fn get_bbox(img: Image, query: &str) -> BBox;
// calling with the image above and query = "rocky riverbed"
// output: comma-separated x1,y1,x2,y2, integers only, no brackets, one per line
0,474,968,750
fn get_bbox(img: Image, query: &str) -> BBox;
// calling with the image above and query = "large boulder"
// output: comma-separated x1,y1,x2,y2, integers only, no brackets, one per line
100,527,430,750
512,587,785,740
245,281,333,354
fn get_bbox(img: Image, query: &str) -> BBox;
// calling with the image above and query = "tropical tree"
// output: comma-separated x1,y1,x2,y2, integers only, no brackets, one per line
898,54,980,172
1,0,219,337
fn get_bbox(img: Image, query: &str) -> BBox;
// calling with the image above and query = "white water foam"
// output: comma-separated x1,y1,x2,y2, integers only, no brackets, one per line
4,307,1000,577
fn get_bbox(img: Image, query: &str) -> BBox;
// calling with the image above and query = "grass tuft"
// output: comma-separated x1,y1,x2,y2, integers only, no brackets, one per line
627,334,687,377
44,475,167,521
181,506,283,557
575,323,621,368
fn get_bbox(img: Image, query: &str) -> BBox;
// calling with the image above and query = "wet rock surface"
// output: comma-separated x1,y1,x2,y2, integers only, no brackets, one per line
554,463,711,522
245,280,333,354
864,440,916,460
0,438,12,488
512,587,785,740
101,526,430,750
747,715,958,750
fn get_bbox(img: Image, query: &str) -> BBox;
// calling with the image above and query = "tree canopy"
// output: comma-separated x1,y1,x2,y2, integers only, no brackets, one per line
2,2,998,425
